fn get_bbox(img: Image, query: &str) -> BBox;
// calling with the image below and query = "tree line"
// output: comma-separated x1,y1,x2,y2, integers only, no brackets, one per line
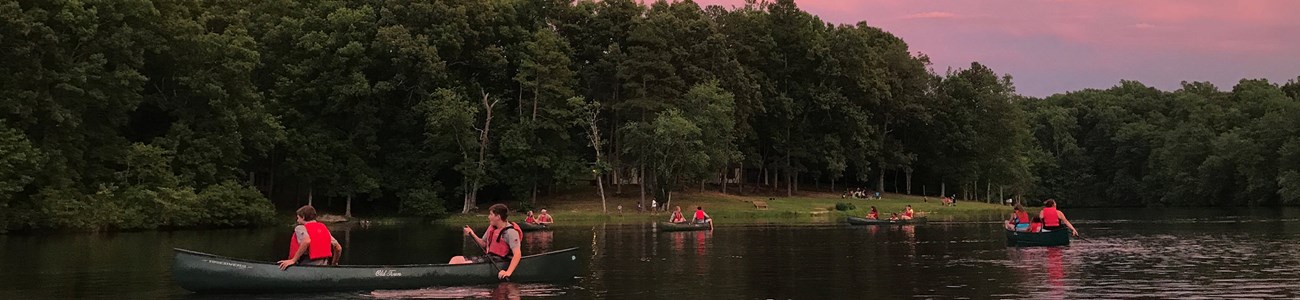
2,0,1298,231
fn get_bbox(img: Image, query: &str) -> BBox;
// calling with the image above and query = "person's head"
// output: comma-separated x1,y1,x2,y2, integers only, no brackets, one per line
488,204,509,224
675,206,681,212
891,212,899,216
906,205,912,209
870,206,877,212
295,205,317,224
527,210,534,216
696,206,703,211
1044,199,1057,208
1032,216,1043,223
1014,205,1024,212
540,209,548,215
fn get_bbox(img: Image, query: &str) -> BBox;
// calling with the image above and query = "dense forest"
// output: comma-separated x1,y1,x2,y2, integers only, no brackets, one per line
2,0,1298,231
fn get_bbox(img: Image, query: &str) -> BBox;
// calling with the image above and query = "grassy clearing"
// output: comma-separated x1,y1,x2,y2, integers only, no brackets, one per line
439,187,1012,225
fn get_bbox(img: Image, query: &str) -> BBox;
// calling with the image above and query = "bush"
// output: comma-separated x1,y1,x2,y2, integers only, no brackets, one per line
197,181,275,227
834,202,856,211
400,188,447,218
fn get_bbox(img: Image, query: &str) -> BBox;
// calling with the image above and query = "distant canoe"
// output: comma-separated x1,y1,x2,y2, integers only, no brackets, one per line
845,216,927,225
1005,229,1070,247
171,248,580,293
657,221,711,232
517,222,550,232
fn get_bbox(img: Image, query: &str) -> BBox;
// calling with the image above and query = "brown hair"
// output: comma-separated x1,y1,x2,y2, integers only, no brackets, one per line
489,204,509,220
1014,204,1024,212
1044,199,1057,208
296,205,318,221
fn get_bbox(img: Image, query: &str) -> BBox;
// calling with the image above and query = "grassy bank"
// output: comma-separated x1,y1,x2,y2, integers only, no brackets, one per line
440,189,1013,226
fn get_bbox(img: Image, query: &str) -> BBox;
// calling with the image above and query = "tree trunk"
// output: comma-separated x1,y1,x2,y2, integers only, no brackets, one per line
831,177,836,192
639,166,646,211
308,188,314,206
596,172,608,214
720,167,728,194
786,168,793,197
531,184,538,204
877,168,885,196
345,194,353,218
940,182,946,198
905,171,912,195
463,90,498,214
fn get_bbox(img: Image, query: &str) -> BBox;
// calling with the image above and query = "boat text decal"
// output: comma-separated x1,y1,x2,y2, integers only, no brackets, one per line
375,269,403,277
204,259,250,269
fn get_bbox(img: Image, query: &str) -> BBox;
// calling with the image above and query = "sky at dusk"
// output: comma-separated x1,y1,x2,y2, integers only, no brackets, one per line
691,0,1300,97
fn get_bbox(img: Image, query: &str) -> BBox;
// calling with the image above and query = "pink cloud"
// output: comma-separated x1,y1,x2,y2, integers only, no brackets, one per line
690,0,1300,96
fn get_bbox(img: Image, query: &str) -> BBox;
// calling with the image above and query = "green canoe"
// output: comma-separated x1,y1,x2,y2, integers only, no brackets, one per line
171,247,580,293
517,222,550,232
845,216,928,225
657,221,711,232
1005,229,1070,247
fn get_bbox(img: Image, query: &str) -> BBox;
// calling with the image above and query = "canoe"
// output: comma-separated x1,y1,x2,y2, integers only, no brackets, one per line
517,222,550,232
657,221,710,232
1005,229,1070,247
171,247,580,293
845,216,928,225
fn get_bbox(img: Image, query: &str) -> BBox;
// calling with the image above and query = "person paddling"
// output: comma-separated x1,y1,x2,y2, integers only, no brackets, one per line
669,206,687,223
866,206,879,220
449,204,522,280
1006,205,1031,232
1039,199,1078,236
536,209,554,225
278,205,342,270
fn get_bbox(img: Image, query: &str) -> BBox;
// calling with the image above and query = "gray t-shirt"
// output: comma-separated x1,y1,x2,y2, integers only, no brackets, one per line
293,224,339,245
484,227,520,254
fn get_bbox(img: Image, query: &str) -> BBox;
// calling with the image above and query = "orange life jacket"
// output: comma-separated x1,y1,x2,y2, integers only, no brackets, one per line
485,222,523,258
1042,207,1060,227
288,221,333,260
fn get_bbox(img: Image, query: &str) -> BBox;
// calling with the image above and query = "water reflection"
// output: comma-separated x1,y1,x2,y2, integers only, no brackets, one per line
369,283,564,299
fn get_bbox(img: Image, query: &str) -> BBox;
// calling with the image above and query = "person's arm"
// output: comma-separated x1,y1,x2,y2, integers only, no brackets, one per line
500,231,522,279
330,239,343,265
463,226,487,248
278,241,309,270
1059,211,1078,236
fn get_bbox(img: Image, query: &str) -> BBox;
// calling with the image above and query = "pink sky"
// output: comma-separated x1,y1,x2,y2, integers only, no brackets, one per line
692,0,1300,97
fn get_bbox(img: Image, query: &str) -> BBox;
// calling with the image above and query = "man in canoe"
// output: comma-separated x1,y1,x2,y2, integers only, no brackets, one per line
524,211,537,224
278,205,343,270
1039,199,1078,236
866,206,879,220
449,204,523,280
669,206,687,223
901,205,915,220
537,209,554,225
1005,205,1031,231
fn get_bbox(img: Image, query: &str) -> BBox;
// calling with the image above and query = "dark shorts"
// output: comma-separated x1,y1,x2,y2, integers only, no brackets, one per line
297,257,331,266
468,254,507,264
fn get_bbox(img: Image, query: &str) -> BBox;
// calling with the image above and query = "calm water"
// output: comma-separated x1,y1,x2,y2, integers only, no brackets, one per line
4,208,1300,299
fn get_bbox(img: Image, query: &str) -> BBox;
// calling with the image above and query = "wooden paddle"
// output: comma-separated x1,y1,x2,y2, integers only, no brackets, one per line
465,226,510,282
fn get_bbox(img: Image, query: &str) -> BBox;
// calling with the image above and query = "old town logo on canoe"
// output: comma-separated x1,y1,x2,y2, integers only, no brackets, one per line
374,269,402,277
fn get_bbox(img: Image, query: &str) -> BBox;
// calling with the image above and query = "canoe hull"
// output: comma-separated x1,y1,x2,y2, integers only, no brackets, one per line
657,222,710,232
846,216,927,225
1005,229,1071,247
517,222,550,232
172,247,579,293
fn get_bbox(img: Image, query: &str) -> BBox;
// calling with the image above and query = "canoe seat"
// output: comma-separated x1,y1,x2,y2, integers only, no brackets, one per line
752,201,768,210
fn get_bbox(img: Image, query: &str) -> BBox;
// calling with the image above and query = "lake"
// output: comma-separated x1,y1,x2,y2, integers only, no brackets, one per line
4,208,1300,299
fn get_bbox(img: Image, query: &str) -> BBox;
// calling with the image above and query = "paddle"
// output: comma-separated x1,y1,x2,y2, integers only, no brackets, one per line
465,225,510,282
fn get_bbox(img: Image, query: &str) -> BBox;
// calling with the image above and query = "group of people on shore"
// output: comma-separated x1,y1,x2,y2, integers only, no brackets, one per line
842,188,881,199
864,205,916,221
1004,199,1077,236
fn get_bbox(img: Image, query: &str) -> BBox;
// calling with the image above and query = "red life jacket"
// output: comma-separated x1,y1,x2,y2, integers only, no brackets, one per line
1029,222,1042,232
905,209,914,218
1042,207,1060,227
485,222,523,258
867,211,878,219
524,216,536,223
670,211,685,222
538,214,552,223
693,210,706,220
1014,211,1030,224
288,221,333,260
